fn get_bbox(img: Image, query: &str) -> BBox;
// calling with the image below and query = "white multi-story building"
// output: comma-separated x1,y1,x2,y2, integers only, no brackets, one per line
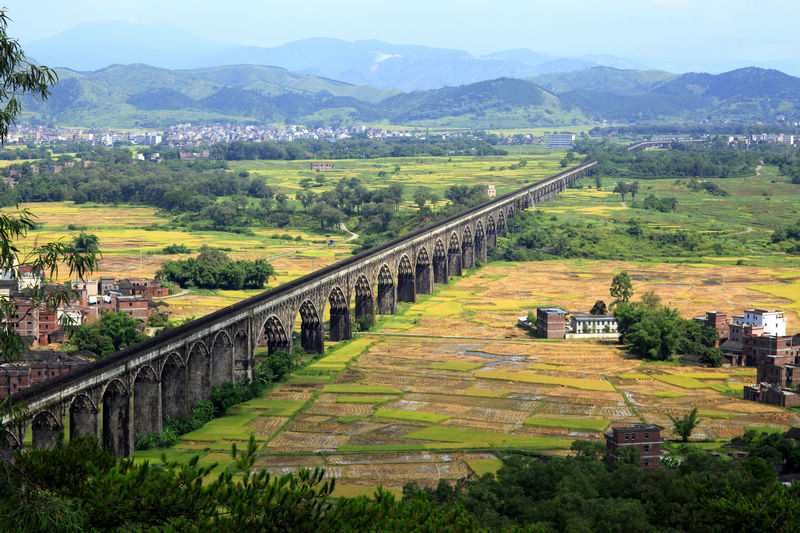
733,309,787,337
547,134,575,149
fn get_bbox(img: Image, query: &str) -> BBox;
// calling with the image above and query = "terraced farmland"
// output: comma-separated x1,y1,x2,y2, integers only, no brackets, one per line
140,259,800,492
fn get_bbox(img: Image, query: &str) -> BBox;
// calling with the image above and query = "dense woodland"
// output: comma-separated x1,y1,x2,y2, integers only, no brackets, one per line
405,433,800,532
156,246,276,290
210,136,508,160
575,138,764,180
2,431,798,532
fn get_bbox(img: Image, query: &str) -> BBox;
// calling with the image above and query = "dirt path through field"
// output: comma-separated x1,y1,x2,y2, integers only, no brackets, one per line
339,222,359,243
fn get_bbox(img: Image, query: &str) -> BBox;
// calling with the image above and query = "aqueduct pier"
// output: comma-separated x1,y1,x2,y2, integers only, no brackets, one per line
1,157,597,458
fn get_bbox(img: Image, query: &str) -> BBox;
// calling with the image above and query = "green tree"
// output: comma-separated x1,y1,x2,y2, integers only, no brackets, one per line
613,182,629,201
196,245,230,269
274,192,289,211
296,189,316,213
0,16,97,362
629,181,640,201
589,300,607,315
639,290,661,309
70,311,146,357
412,186,436,216
610,271,633,306
71,232,100,253
668,406,702,442
0,11,57,142
68,325,114,356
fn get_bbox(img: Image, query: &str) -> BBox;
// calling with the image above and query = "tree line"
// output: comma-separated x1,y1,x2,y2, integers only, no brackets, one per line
209,136,508,161
488,209,748,263
575,137,762,180
5,429,798,531
156,246,275,290
404,436,800,532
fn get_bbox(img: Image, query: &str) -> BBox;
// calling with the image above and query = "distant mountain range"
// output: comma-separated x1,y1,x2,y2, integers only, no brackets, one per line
25,21,646,91
20,63,800,129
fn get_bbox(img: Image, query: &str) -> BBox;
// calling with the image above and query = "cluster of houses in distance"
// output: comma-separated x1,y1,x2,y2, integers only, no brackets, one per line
528,306,800,408
0,272,171,398
5,123,578,149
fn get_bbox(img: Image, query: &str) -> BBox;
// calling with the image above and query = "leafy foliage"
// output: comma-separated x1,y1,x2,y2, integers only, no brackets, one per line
589,300,607,315
69,311,147,357
639,194,678,212
157,245,275,290
404,448,790,532
614,300,719,361
575,138,761,181
668,407,702,442
70,232,100,253
0,208,99,362
3,436,479,531
609,271,633,306
0,11,57,142
157,243,192,254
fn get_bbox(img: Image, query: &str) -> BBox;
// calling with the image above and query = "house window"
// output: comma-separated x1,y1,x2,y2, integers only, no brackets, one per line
645,432,649,439
644,445,650,452
631,433,636,440
644,459,649,467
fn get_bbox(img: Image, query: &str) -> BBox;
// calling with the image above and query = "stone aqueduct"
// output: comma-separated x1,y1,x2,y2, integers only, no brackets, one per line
1,157,599,459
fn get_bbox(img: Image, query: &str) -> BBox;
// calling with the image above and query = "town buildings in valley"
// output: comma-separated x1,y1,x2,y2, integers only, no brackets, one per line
0,350,93,398
2,275,170,348
690,309,800,407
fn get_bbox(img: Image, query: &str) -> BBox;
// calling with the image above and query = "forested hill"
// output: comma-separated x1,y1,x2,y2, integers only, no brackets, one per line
549,66,800,122
20,64,800,128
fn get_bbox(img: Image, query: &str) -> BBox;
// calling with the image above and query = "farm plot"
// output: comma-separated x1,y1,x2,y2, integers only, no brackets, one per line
142,258,800,490
2,202,353,318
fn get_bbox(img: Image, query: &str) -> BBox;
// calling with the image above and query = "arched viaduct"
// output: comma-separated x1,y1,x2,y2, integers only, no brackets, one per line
1,158,596,459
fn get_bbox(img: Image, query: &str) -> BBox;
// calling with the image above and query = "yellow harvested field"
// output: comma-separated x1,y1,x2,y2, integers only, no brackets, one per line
1,202,352,317
140,257,800,489
478,371,616,392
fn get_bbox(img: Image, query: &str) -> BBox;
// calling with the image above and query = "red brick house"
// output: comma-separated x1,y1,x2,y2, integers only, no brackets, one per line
757,354,798,389
0,361,89,398
743,334,799,366
606,424,664,469
694,311,728,346
744,383,800,407
536,308,567,339
116,295,150,321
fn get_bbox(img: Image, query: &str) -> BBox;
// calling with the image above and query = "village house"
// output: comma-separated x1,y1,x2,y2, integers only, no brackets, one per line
486,184,496,198
692,311,728,346
757,354,797,388
744,383,800,407
0,351,93,397
606,424,664,469
5,276,170,348
117,278,170,298
570,313,618,335
527,307,619,339
310,161,333,171
742,334,800,366
536,308,567,339
734,309,786,336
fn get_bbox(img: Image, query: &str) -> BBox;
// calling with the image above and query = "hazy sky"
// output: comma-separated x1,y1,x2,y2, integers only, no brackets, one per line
5,0,799,67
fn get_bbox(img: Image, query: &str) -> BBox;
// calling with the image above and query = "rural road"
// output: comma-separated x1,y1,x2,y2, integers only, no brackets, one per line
158,289,190,299
339,222,359,242
264,223,358,262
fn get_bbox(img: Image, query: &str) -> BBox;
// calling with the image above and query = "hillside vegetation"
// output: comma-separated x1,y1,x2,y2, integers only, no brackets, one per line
20,64,800,127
